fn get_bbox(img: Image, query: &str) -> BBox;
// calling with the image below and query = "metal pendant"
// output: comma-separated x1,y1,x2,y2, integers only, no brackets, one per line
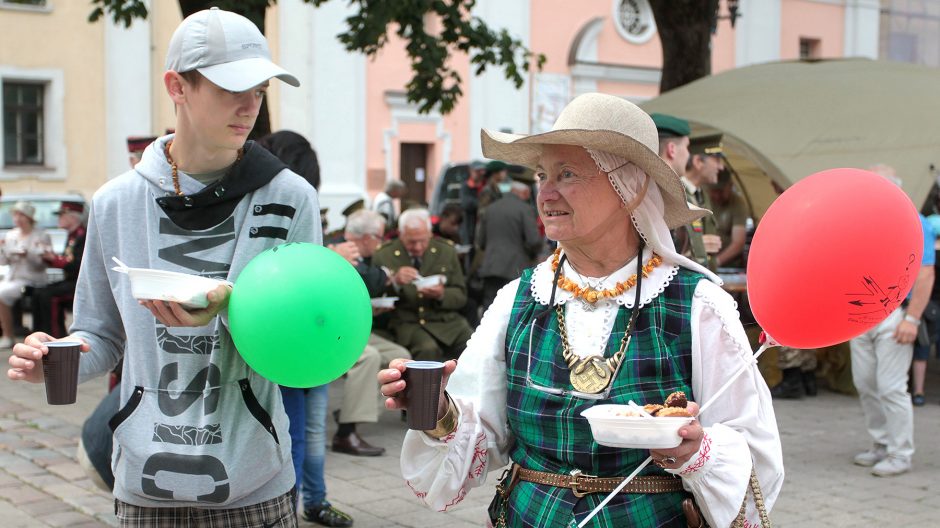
569,357,612,394
579,288,599,311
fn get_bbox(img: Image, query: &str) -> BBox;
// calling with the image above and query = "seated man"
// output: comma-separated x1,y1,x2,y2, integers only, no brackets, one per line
32,201,87,336
328,210,411,456
372,208,473,362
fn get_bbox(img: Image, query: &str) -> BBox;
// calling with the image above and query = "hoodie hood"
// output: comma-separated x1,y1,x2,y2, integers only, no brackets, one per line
136,134,287,231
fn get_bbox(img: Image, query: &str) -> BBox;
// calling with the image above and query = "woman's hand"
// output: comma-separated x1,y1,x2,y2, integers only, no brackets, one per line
139,283,232,327
648,402,704,470
379,358,458,419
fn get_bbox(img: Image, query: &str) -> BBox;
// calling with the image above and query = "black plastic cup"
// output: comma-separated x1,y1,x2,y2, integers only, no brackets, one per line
41,341,81,405
402,361,445,430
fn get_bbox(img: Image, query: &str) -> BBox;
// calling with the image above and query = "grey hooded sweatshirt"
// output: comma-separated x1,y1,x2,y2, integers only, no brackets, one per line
73,135,321,508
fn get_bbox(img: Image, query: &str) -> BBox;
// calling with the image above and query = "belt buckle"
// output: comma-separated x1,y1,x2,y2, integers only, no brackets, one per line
567,469,596,498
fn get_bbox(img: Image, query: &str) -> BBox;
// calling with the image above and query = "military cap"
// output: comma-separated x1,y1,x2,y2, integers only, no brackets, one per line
651,113,690,138
341,199,365,217
470,160,487,170
689,134,724,157
127,136,157,153
485,160,508,172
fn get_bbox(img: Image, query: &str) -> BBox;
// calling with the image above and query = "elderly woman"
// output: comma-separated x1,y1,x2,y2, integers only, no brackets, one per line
378,94,783,527
0,201,51,348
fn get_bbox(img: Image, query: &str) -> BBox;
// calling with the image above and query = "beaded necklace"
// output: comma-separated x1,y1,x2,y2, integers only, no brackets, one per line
550,247,662,305
164,140,244,196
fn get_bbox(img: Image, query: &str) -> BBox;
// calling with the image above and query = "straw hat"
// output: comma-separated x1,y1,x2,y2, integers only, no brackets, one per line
481,93,707,229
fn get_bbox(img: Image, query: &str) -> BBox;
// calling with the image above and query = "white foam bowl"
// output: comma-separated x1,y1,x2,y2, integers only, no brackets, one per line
581,404,694,449
370,296,398,308
413,274,446,289
116,265,229,309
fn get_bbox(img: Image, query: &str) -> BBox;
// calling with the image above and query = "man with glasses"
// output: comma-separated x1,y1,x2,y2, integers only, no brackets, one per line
327,209,410,456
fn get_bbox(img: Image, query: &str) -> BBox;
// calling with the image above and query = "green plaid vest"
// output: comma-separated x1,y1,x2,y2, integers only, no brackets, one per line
502,266,704,527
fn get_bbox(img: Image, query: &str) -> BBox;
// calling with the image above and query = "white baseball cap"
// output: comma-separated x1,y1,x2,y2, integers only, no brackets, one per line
165,7,299,92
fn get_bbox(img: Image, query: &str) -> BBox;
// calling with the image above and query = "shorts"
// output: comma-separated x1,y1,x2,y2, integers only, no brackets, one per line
114,490,296,528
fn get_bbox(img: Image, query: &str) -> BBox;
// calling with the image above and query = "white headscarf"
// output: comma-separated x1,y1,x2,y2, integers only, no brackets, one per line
586,148,721,284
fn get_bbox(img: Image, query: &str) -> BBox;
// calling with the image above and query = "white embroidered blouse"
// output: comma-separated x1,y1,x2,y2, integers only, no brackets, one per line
399,250,784,527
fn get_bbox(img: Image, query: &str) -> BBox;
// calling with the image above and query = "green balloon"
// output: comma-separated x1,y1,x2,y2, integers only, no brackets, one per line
229,242,371,387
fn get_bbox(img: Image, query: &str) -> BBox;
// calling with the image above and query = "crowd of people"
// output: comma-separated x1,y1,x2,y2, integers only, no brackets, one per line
0,6,934,528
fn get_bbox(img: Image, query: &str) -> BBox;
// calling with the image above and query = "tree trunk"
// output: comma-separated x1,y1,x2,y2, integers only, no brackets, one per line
649,0,719,93
177,0,272,139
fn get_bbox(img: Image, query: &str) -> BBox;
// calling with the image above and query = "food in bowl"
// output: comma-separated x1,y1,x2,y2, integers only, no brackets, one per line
581,392,695,449
581,405,694,449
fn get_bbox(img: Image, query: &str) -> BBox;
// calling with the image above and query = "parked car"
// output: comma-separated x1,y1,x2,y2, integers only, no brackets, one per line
428,162,536,217
429,162,471,216
0,193,87,283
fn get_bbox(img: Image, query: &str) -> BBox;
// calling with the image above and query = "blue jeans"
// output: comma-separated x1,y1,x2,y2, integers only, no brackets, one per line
279,385,329,509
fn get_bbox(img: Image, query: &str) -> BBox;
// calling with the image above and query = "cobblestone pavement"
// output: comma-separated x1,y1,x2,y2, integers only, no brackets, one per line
0,361,937,526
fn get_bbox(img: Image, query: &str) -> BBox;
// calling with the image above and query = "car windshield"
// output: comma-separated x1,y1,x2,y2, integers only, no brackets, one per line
0,199,70,230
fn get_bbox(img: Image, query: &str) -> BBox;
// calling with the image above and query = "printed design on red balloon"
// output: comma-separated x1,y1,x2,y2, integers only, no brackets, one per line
846,252,915,324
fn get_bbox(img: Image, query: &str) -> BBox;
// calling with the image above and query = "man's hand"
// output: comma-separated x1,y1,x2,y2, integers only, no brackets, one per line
393,266,420,286
140,283,232,327
418,283,445,300
702,234,722,255
327,241,361,266
894,319,918,345
8,333,90,383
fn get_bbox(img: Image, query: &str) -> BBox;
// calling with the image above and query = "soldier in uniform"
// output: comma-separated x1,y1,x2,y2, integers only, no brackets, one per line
652,116,720,271
681,135,725,271
324,198,365,240
372,208,473,362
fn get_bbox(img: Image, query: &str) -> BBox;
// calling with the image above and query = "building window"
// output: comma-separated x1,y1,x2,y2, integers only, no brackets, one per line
0,0,49,9
3,82,44,166
799,38,821,59
613,0,657,45
880,0,940,67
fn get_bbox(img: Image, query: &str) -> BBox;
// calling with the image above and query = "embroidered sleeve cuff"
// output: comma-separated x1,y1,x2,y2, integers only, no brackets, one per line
668,431,714,478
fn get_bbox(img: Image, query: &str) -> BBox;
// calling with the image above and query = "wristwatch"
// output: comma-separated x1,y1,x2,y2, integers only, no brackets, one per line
904,314,921,326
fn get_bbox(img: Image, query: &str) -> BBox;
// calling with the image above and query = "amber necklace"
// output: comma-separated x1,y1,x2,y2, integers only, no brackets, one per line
551,247,662,305
164,140,244,196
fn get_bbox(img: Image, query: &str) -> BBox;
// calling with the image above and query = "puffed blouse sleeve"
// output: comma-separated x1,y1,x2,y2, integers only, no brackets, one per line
399,279,518,511
667,279,785,527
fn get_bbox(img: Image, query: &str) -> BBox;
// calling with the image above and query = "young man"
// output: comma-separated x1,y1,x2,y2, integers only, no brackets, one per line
7,8,316,526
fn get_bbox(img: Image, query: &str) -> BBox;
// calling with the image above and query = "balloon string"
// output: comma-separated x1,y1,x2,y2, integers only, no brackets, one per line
579,340,775,527
697,342,770,415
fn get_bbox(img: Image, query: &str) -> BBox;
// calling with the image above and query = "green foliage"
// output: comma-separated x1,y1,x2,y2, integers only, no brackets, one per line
310,0,545,114
87,0,543,115
88,0,147,28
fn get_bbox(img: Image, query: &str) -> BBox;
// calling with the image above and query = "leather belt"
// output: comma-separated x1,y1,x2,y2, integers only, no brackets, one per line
514,464,684,498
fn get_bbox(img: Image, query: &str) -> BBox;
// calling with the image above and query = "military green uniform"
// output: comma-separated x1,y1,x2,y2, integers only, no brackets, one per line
372,238,473,361
710,190,749,268
678,184,718,271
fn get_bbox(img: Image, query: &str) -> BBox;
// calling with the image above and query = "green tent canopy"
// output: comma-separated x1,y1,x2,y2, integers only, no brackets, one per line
641,58,940,220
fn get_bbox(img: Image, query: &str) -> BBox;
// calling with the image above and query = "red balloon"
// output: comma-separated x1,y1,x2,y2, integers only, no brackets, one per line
747,168,924,348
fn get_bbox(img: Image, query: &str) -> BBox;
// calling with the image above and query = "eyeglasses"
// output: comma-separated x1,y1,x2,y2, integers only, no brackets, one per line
514,310,627,401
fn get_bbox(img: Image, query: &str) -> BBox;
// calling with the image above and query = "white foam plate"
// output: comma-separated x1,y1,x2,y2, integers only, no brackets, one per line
581,404,694,449
413,274,446,289
370,296,399,308
111,257,231,309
